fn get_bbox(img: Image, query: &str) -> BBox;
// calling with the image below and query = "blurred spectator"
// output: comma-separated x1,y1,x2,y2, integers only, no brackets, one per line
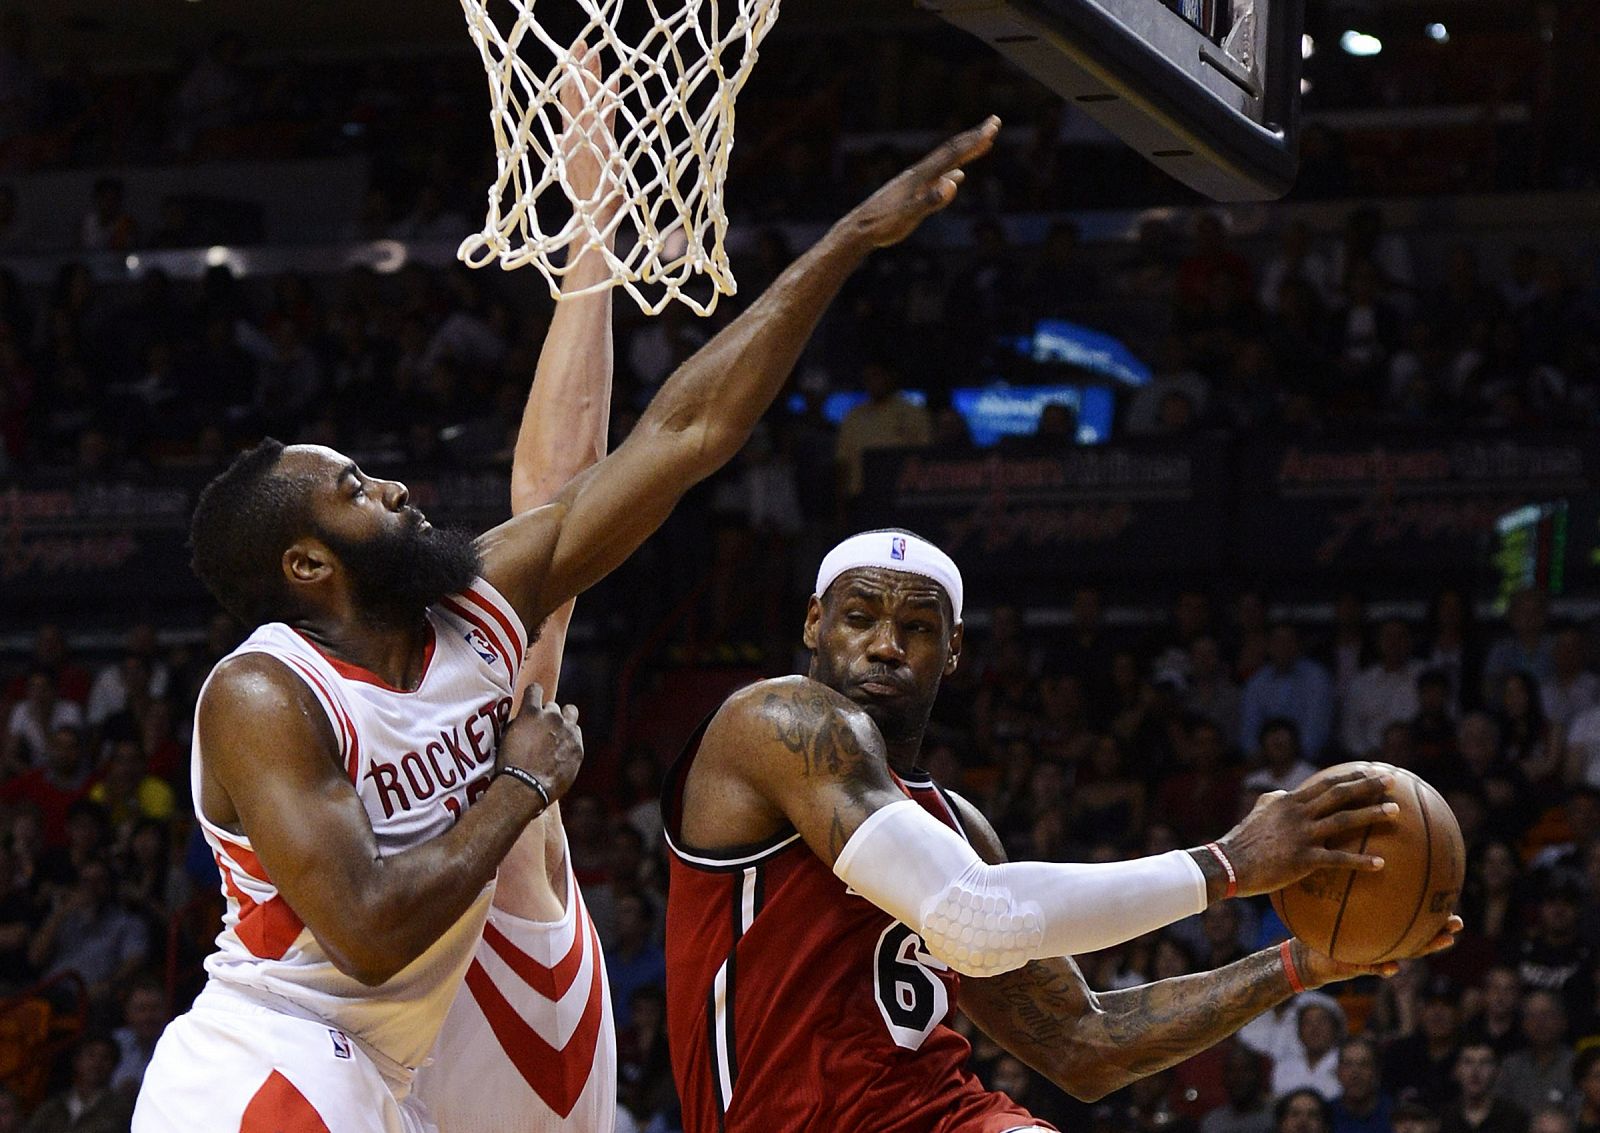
2,626,91,706
1445,1043,1528,1133
1395,1100,1443,1133
169,32,250,154
77,178,138,253
1330,1037,1391,1133
116,818,191,929
1458,842,1529,961
1242,719,1318,794
0,839,39,996
1382,973,1464,1108
604,891,666,1033
833,360,931,506
1485,592,1556,707
1202,1043,1273,1133
1259,221,1332,313
1499,672,1560,789
1,727,98,848
1240,625,1334,761
1411,670,1460,776
1182,636,1242,746
1269,1000,1345,1100
1274,1087,1333,1133
1541,627,1597,735
616,984,675,1133
1496,990,1576,1114
1511,876,1592,1022
27,857,149,1007
1153,718,1241,846
89,740,175,844
110,978,169,1096
85,627,170,733
1342,617,1424,757
1462,966,1526,1059
22,1034,131,1133
3,670,84,776
1572,1048,1600,1133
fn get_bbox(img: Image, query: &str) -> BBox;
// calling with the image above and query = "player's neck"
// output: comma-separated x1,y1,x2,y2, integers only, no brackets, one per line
884,736,924,777
296,615,432,691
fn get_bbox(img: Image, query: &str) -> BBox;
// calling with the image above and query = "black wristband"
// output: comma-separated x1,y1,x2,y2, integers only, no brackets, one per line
496,766,552,811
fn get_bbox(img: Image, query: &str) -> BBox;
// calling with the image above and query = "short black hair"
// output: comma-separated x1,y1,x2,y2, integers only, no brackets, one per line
189,438,312,626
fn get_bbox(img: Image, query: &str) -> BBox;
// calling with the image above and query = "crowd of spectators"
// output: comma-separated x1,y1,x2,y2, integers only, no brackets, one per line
3,193,1599,494
0,8,1598,1133
5,572,1600,1130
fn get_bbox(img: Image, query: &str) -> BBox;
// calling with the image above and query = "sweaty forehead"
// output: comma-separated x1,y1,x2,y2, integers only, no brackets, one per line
828,567,951,612
278,444,354,485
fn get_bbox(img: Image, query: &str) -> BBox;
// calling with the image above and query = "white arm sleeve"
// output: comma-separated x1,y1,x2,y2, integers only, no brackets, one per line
833,799,1208,978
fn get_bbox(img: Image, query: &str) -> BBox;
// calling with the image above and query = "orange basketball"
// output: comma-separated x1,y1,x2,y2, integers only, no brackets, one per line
1269,762,1465,965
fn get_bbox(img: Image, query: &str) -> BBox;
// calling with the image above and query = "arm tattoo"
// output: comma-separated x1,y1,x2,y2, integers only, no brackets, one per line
761,688,881,813
964,947,1292,1099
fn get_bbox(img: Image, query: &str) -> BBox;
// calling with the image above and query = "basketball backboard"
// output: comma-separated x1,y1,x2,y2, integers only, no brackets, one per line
922,0,1303,201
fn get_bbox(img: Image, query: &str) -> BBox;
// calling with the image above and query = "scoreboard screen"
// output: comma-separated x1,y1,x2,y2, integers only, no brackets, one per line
1490,501,1568,612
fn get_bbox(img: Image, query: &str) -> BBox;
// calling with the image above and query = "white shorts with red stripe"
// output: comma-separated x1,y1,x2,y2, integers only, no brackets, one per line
414,866,616,1133
132,983,434,1133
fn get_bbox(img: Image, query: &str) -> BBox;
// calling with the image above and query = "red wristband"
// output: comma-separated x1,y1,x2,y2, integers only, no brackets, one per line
1204,842,1238,900
1280,940,1306,994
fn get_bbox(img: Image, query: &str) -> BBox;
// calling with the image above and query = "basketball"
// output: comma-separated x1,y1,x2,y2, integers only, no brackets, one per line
1269,763,1465,965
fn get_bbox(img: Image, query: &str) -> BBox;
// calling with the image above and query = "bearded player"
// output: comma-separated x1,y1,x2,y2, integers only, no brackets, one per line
664,529,1462,1133
132,104,1001,1133
416,45,622,1133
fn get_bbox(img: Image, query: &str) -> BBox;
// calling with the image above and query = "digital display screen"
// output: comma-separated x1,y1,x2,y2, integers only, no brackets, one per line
1491,500,1568,612
787,383,1113,446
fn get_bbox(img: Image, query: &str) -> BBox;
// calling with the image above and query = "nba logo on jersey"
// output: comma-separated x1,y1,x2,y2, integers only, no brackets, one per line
328,1029,352,1060
464,627,499,666
890,536,907,561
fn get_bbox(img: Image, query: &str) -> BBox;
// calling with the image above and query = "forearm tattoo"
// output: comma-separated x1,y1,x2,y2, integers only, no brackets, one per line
967,947,1291,1098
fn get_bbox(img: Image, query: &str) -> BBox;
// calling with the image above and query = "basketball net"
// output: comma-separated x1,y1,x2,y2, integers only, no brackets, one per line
458,0,783,316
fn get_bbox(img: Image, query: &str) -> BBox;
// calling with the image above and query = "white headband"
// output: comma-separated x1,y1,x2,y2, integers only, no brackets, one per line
815,531,964,622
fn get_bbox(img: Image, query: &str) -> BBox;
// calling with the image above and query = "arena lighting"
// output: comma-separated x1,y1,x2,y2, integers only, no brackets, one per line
1426,22,1449,43
1300,78,1313,95
1339,30,1383,56
1301,33,1315,59
204,246,231,267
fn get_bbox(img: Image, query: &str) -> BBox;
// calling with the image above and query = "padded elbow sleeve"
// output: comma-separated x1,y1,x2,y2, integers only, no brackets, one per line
834,800,1206,977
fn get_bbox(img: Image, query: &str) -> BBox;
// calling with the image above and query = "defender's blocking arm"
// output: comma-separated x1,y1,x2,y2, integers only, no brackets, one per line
472,119,1002,634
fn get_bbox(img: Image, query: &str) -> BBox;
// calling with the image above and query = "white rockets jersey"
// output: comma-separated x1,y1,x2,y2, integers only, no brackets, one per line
416,836,617,1133
191,577,529,1073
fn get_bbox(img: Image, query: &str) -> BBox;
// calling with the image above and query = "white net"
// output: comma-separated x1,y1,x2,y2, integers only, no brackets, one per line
458,0,783,315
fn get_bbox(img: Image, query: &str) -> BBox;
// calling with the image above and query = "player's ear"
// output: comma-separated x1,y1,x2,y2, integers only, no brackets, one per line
801,594,824,651
945,620,963,676
283,538,334,587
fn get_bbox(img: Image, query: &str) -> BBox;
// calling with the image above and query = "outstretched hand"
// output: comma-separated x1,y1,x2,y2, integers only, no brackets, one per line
844,116,1000,250
558,39,622,226
1295,916,1465,988
1218,766,1399,897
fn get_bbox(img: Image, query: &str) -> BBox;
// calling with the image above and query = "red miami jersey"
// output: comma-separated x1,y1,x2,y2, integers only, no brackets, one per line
663,726,1055,1133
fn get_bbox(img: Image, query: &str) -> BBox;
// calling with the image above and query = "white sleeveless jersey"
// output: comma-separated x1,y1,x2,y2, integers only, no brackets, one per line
192,578,529,1073
417,837,617,1133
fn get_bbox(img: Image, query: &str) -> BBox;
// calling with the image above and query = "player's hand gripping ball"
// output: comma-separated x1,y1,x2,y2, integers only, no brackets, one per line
1270,762,1465,964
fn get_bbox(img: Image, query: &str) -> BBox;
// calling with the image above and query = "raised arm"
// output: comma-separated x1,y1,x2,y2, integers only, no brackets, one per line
953,793,1462,1101
196,655,583,985
510,41,618,700
474,119,1001,631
